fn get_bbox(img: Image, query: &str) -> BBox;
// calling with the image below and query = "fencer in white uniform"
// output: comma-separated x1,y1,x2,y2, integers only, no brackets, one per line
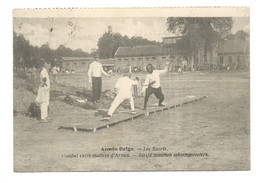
103,73,139,120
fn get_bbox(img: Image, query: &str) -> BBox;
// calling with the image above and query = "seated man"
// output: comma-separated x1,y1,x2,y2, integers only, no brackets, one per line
102,71,139,121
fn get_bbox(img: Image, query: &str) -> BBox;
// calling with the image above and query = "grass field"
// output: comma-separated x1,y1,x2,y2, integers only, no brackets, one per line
13,70,250,171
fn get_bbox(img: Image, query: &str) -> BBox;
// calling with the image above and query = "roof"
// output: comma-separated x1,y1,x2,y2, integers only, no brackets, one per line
99,59,115,65
61,57,115,65
218,39,250,55
61,57,93,61
162,36,183,39
114,45,186,58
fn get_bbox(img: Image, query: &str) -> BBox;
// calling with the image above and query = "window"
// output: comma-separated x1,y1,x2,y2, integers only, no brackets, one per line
152,57,156,60
138,58,142,61
74,63,77,65
66,63,69,66
237,56,241,62
82,62,85,65
228,56,232,63
131,58,135,61
118,59,122,61
220,56,224,65
161,57,166,59
124,58,128,61
145,58,149,61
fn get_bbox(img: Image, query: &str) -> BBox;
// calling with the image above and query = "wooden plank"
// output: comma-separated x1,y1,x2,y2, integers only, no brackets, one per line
58,96,208,133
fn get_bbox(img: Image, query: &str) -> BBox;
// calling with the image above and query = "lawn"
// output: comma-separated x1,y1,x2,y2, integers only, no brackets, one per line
13,70,250,171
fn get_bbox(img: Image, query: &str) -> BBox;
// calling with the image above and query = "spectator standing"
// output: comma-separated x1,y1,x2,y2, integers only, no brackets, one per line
88,55,110,102
35,60,51,122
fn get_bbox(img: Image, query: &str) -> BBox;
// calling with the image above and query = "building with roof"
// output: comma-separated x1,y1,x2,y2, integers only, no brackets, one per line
114,36,250,72
162,36,183,45
217,39,250,69
61,57,115,73
61,57,93,73
114,43,189,72
114,36,188,72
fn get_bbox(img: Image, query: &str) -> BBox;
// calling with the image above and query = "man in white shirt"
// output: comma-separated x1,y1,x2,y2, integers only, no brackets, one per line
142,61,170,110
88,56,110,102
52,65,59,85
35,60,51,122
102,72,139,121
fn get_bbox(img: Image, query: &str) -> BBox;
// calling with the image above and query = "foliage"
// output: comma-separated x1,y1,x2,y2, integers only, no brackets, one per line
13,32,90,69
166,17,233,63
167,17,233,37
14,30,160,68
225,30,249,41
97,32,160,59
235,30,249,41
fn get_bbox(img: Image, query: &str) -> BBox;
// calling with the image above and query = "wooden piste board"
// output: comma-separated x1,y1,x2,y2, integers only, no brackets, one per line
58,96,208,133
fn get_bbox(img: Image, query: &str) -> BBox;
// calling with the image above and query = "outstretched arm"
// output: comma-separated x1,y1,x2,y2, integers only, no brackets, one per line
159,61,170,74
101,65,110,77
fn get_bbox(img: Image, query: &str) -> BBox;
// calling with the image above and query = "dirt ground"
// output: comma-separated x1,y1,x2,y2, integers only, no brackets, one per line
13,70,250,171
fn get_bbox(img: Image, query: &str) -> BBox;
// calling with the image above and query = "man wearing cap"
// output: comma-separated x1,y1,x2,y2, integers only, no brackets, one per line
102,72,139,121
88,55,110,102
142,61,170,110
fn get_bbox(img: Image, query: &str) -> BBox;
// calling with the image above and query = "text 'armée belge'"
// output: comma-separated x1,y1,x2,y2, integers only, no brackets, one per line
101,146,168,152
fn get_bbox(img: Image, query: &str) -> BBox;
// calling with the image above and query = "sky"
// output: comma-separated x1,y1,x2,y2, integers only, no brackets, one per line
13,17,249,53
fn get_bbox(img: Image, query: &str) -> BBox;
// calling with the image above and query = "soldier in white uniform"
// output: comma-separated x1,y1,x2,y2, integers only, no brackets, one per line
102,72,139,121
35,60,51,122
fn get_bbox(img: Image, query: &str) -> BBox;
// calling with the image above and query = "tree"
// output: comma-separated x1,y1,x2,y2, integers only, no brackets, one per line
130,36,160,46
166,17,233,64
226,34,235,40
55,45,73,57
72,49,90,57
97,32,160,59
13,32,91,70
13,32,30,68
235,30,249,41
97,32,115,59
38,43,55,64
90,48,98,58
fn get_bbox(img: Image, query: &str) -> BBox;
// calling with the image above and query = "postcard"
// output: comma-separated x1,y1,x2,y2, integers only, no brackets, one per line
13,7,250,171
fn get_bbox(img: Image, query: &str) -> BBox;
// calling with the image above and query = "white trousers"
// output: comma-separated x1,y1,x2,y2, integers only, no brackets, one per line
108,94,135,116
40,102,49,120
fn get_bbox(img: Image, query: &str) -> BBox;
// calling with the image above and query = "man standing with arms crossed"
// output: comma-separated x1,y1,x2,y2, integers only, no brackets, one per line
142,61,170,110
88,55,110,103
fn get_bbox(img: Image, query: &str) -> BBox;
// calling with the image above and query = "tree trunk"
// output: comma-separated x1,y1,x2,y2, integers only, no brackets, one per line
191,55,194,71
195,50,199,70
204,43,208,65
208,44,213,66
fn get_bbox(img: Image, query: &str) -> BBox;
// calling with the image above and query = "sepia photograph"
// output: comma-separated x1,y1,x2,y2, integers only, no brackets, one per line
12,8,250,172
